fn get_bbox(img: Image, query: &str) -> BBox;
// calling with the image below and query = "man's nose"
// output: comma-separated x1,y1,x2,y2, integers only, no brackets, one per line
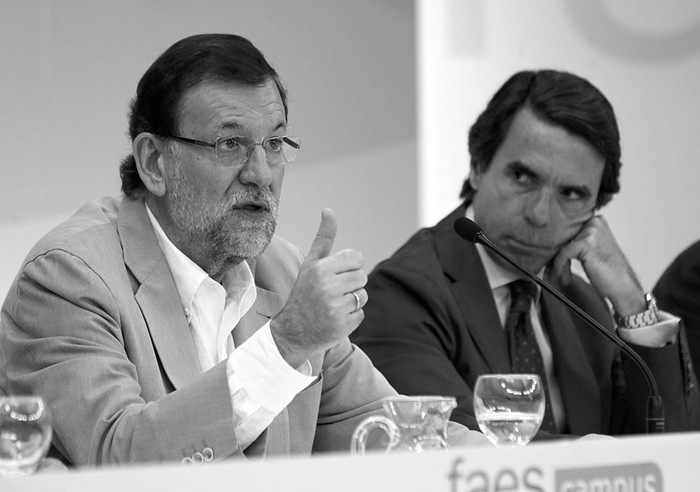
524,189,553,228
238,145,273,187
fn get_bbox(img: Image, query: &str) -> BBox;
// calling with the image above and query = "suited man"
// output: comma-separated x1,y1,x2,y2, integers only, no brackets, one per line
0,34,484,466
352,70,700,437
654,239,700,383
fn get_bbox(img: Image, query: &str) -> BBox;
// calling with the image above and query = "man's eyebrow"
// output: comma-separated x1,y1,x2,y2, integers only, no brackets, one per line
506,161,593,195
219,120,287,133
219,121,243,132
506,160,538,177
560,183,593,196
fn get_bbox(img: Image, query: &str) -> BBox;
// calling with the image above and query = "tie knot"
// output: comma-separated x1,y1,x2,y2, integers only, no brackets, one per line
508,280,534,315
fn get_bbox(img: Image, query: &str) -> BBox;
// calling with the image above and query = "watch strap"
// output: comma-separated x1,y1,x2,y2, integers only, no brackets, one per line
614,292,660,329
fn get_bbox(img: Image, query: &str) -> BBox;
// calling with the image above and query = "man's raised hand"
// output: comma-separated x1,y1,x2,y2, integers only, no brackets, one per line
271,209,368,368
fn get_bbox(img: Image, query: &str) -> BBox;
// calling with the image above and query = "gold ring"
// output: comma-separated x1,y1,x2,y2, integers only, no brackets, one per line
351,291,361,312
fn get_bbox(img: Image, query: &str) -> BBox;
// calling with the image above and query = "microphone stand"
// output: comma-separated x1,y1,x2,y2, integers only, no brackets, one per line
456,219,665,434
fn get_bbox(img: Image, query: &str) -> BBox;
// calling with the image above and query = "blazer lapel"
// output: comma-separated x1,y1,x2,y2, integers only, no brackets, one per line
233,257,285,346
236,260,291,456
118,198,299,453
436,206,511,374
435,201,604,433
540,274,601,434
118,197,201,389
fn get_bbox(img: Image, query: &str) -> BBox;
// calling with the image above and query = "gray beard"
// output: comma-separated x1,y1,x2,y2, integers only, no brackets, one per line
166,157,278,269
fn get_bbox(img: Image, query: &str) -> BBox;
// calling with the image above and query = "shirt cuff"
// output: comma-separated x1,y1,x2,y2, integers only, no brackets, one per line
227,321,315,414
617,310,679,348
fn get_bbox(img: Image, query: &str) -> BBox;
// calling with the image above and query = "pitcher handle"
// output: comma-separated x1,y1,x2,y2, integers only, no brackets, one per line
350,415,401,455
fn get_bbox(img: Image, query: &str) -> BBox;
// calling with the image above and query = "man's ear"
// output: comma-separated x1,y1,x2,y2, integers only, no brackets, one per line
133,133,168,197
468,163,482,190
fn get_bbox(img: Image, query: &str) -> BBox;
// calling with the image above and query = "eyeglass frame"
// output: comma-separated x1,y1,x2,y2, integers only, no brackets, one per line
164,134,301,166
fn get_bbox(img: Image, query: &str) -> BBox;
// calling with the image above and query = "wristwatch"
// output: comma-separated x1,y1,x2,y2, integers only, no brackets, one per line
614,292,660,329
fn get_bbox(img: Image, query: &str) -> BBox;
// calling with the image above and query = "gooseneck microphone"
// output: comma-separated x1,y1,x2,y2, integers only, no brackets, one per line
453,217,665,434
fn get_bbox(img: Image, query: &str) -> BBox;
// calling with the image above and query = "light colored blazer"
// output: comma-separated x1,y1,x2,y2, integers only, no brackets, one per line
0,196,396,466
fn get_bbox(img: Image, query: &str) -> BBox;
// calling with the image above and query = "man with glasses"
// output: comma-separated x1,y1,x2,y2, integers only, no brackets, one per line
352,69,700,438
0,33,487,467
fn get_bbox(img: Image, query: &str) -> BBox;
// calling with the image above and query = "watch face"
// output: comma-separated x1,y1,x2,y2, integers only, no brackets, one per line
646,293,658,310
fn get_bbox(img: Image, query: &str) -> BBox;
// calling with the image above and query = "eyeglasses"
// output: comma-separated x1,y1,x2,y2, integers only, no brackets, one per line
166,134,301,166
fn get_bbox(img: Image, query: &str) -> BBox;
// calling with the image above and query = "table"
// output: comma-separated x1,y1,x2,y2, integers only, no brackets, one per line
4,432,699,491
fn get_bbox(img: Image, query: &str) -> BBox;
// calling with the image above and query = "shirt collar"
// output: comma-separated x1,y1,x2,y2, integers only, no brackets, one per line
145,204,255,313
466,205,543,300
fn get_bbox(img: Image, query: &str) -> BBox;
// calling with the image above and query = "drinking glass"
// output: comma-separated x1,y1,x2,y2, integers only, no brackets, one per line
0,395,53,477
473,374,544,447
351,395,457,454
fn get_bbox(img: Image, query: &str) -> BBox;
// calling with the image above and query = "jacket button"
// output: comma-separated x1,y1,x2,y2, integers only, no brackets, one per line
202,447,214,462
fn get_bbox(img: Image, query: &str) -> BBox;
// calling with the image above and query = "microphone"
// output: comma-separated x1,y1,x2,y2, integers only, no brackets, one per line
453,217,665,434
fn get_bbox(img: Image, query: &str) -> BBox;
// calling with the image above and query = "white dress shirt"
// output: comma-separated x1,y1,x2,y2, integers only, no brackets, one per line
466,206,679,430
146,205,315,450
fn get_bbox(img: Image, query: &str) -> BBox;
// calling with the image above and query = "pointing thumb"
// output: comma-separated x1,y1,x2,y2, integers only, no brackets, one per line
306,208,337,262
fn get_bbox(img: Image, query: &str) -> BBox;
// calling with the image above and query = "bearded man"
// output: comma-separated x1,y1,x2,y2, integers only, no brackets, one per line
0,33,487,468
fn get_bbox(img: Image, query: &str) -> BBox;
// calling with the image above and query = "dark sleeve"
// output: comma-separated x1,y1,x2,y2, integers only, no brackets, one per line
654,240,700,387
566,275,700,433
621,330,700,432
649,242,700,431
351,254,480,430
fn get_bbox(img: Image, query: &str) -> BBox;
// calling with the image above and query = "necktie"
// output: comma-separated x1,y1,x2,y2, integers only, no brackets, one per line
505,279,557,433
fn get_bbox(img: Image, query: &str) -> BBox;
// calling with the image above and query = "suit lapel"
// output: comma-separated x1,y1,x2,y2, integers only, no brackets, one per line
236,260,290,456
436,202,607,433
234,285,284,345
118,198,300,453
436,207,511,373
118,197,201,389
540,274,601,434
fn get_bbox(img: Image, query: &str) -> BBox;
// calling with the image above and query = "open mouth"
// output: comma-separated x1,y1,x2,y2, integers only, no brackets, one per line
235,201,270,213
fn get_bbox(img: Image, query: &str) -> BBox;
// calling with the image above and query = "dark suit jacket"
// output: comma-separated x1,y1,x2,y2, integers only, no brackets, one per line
352,204,700,435
0,196,397,465
654,239,700,384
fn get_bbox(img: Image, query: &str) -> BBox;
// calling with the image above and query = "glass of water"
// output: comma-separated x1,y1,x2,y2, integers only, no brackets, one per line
0,395,53,477
473,374,544,447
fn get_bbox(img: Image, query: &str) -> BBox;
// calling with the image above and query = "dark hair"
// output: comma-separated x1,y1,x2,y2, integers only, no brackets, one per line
462,70,621,208
119,33,288,197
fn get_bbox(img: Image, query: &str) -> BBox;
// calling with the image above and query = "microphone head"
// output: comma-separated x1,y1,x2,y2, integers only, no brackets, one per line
453,217,483,243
